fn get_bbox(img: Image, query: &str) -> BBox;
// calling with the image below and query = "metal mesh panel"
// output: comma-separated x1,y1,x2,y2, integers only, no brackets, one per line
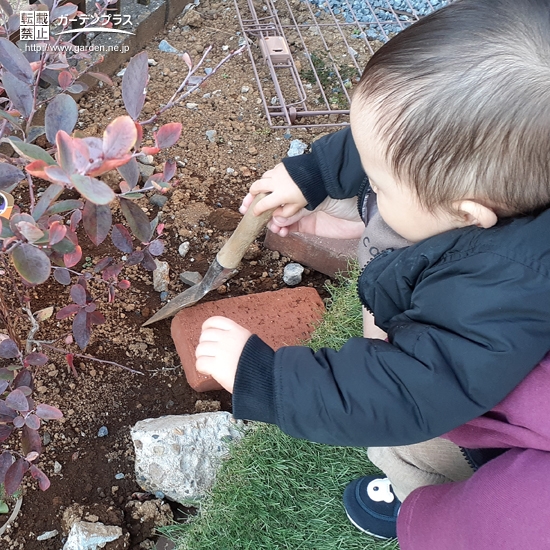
234,0,446,127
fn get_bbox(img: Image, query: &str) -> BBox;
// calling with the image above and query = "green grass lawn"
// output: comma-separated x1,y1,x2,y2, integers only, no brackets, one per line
164,269,400,550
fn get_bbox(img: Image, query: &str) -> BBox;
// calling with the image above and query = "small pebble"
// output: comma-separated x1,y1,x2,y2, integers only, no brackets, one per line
148,58,158,66
98,426,109,437
37,530,58,541
180,271,203,286
160,291,168,301
149,194,168,208
178,242,190,257
158,39,179,53
283,263,304,286
226,167,235,174
204,68,213,75
205,130,217,143
287,139,308,157
115,473,125,480
155,491,165,499
186,103,198,110
241,86,250,93
53,461,62,474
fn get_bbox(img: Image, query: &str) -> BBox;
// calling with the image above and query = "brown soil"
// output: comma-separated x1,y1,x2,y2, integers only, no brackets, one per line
0,0,359,548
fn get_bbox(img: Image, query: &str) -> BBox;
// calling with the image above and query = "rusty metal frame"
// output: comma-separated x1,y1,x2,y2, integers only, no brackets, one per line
234,0,442,128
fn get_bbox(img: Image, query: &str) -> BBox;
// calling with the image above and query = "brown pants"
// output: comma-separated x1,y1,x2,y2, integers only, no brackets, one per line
367,438,475,502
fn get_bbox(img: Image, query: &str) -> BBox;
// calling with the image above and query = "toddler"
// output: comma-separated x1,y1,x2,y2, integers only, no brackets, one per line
195,1,550,547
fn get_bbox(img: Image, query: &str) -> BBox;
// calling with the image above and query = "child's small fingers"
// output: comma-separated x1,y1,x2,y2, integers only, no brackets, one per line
201,315,237,332
195,341,219,359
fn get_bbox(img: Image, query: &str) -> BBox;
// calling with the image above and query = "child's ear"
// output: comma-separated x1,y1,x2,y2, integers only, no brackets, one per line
453,200,498,229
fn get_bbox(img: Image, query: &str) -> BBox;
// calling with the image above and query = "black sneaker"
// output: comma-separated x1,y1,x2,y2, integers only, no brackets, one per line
343,476,400,539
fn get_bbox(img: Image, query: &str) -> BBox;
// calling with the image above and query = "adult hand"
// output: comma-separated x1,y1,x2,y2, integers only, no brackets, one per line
195,316,252,393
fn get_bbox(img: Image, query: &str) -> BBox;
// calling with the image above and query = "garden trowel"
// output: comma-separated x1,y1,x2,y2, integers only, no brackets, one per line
142,193,275,326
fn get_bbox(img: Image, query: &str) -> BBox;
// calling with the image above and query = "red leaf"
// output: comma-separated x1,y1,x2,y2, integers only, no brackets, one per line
118,279,131,290
141,146,160,155
155,123,182,149
54,267,71,285
0,424,13,442
56,131,75,173
13,368,32,390
45,93,78,144
72,309,90,349
4,458,29,495
89,310,106,326
148,239,165,256
35,403,63,420
119,198,152,243
70,283,87,305
64,244,82,268
66,353,78,378
5,389,29,411
25,413,40,430
93,257,113,273
29,465,50,491
58,70,73,90
25,159,49,180
102,262,124,280
103,116,138,159
0,452,14,484
0,401,17,422
163,159,177,182
24,352,48,367
21,424,41,455
82,200,112,246
0,338,19,359
70,209,82,232
55,303,80,319
127,250,144,265
12,415,24,428
87,72,113,86
122,51,149,120
135,122,143,149
111,223,133,253
49,220,67,245
141,249,157,271
11,243,51,285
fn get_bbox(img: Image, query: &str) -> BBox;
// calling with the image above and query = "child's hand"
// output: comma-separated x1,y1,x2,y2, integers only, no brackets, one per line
239,163,308,220
195,316,252,393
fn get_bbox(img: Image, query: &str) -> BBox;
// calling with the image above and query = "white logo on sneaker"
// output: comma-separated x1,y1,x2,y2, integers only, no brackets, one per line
367,478,395,503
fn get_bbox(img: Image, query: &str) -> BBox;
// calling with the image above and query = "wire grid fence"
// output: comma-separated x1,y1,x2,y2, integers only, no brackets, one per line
234,0,447,128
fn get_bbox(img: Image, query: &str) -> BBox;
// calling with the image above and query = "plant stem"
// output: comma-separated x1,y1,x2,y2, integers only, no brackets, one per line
39,343,144,375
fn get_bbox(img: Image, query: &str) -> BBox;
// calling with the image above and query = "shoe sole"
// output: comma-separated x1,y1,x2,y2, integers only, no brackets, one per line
345,510,391,540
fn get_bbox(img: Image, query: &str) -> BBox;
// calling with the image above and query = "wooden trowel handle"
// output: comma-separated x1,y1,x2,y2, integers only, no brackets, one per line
216,193,276,269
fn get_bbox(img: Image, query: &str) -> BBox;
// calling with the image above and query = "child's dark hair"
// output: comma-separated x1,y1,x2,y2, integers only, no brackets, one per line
355,0,550,216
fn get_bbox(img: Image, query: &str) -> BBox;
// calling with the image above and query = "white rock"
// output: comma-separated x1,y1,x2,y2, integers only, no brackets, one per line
178,242,190,257
131,412,246,505
287,139,308,157
283,262,304,286
153,260,170,292
63,521,124,550
186,103,199,110
37,530,58,541
148,58,158,66
54,461,62,474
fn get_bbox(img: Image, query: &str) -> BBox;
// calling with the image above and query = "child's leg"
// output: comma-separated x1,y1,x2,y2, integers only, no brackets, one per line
397,448,550,550
367,438,474,501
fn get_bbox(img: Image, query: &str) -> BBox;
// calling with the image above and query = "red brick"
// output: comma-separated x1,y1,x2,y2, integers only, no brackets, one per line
264,229,358,278
171,287,325,392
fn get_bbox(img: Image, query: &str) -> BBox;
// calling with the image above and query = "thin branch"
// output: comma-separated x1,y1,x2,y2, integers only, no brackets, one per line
39,343,144,375
140,45,246,125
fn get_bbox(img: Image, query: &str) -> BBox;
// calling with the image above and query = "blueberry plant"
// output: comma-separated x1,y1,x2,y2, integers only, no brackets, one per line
0,0,244,504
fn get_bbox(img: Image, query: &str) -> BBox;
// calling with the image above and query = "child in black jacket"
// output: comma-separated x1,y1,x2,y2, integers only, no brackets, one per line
195,0,550,546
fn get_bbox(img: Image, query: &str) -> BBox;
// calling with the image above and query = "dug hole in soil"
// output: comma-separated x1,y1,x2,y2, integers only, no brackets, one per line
0,0,345,547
